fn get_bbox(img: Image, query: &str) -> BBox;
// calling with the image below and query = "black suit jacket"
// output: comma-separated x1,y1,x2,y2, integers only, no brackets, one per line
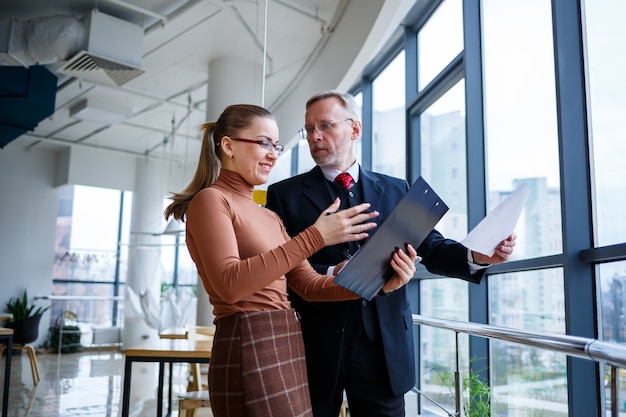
266,166,484,400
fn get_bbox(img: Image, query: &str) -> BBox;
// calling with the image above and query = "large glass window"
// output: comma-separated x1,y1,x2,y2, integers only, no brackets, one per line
491,341,568,416
159,232,197,291
584,0,626,247
489,269,567,416
419,80,467,241
53,185,132,328
372,51,406,179
482,0,561,260
417,0,463,90
598,260,626,413
420,278,469,415
599,261,626,344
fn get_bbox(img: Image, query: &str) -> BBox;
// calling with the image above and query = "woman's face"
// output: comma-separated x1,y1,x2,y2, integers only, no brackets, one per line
223,116,280,186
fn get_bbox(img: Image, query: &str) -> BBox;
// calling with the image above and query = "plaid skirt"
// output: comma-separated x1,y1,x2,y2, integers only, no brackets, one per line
208,309,313,417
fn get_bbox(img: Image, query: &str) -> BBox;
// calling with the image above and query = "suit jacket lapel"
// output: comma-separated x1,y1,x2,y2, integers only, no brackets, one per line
302,166,334,214
300,166,386,220
359,167,385,210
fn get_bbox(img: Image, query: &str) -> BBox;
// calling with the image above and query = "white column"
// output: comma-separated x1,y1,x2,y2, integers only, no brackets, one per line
206,56,264,119
194,57,263,326
122,159,164,348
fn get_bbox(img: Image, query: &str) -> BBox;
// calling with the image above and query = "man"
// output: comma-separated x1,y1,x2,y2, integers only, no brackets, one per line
266,90,515,417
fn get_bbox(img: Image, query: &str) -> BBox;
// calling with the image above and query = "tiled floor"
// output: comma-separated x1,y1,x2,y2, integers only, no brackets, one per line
1,348,212,417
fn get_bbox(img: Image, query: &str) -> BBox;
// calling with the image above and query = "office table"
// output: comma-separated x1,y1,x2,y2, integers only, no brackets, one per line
0,328,13,417
158,327,188,340
121,339,212,417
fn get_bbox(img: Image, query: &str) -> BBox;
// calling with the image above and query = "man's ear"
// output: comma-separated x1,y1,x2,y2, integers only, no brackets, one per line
351,120,362,140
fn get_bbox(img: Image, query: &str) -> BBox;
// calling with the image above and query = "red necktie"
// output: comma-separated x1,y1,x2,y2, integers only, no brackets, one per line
334,172,353,190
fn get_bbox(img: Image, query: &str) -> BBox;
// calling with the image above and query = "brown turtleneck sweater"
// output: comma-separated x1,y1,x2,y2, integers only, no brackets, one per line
185,168,357,321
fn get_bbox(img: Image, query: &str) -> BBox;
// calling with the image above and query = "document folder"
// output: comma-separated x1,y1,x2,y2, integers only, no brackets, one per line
333,177,449,301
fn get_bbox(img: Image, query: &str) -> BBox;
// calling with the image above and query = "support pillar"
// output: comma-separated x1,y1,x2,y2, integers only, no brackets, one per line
122,159,165,348
195,57,263,326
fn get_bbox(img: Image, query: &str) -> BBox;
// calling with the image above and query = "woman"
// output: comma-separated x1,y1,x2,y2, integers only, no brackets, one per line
164,104,417,417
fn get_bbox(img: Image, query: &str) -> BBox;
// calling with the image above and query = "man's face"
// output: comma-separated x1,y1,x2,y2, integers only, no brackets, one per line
304,97,361,171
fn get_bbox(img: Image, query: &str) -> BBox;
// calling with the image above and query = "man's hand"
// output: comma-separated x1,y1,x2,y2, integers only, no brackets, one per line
333,259,350,276
471,233,517,265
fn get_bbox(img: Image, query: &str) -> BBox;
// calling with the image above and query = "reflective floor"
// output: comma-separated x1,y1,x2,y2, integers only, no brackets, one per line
1,348,212,417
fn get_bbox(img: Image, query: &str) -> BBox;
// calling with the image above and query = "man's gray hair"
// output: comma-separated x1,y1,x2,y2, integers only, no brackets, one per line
305,90,360,121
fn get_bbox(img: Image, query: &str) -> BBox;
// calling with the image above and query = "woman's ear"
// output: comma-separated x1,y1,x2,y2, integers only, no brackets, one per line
220,136,233,158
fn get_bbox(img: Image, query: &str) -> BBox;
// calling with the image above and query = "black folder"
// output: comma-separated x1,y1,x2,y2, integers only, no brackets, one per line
333,177,448,300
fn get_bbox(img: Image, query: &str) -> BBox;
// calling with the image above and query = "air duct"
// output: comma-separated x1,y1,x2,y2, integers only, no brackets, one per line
0,10,145,87
57,10,145,87
0,65,57,148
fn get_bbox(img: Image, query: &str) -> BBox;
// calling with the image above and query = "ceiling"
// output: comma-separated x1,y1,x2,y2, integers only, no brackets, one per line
0,0,394,165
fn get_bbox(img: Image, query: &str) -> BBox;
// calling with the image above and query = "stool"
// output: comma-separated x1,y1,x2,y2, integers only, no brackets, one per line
0,343,40,385
178,390,211,417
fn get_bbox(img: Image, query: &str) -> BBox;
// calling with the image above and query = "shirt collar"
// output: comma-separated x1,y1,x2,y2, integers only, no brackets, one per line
321,161,360,184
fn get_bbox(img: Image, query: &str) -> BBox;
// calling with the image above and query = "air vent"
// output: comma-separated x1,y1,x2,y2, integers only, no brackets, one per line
56,10,144,87
58,50,144,87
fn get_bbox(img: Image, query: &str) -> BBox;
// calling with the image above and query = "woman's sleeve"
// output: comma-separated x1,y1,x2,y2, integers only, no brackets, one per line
285,261,360,301
187,189,329,304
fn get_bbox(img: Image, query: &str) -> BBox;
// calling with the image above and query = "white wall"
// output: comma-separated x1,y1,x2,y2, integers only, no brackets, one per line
0,145,59,345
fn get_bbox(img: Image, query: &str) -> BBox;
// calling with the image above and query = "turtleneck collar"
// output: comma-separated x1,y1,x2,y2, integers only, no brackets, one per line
214,168,254,199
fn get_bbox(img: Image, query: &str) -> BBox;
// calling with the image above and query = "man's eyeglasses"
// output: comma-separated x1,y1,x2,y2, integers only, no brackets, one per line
298,118,354,139
228,137,284,156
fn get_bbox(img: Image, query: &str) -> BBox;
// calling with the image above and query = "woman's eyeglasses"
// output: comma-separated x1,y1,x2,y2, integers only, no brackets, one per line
298,118,354,140
228,137,284,156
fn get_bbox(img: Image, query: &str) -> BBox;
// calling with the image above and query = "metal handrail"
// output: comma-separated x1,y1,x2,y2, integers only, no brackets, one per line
413,314,626,367
413,314,626,416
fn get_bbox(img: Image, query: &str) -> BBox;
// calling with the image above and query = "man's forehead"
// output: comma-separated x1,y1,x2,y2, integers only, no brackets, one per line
305,99,343,122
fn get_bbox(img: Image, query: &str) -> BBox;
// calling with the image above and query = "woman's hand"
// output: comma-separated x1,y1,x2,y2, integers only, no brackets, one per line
381,244,420,294
313,198,379,247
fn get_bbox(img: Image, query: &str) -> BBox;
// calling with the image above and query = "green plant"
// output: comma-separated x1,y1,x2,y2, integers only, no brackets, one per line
433,362,495,417
44,310,82,353
5,289,50,322
463,369,493,417
45,325,82,353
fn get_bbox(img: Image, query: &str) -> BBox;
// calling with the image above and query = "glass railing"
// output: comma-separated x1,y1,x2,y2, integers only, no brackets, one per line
35,295,124,353
413,314,626,417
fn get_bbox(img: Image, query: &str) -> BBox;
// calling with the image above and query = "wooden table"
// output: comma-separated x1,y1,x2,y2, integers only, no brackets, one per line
158,327,188,340
0,328,13,417
121,339,212,417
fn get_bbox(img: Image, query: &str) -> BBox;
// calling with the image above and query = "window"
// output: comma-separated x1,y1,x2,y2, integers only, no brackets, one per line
53,185,132,328
417,0,463,90
489,269,567,415
373,51,406,178
585,0,626,247
420,80,467,241
420,278,469,413
482,0,561,260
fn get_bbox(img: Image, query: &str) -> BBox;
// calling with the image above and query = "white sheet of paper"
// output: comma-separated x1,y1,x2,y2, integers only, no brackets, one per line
461,183,530,257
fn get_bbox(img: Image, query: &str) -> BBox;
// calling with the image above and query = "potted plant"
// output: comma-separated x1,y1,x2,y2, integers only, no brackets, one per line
5,289,50,345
